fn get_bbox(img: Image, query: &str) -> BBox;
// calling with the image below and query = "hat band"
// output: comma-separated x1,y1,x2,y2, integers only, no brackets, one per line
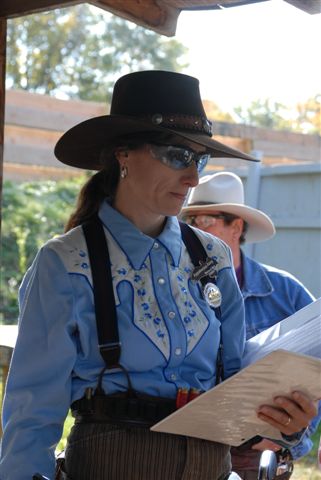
187,201,219,206
139,113,213,137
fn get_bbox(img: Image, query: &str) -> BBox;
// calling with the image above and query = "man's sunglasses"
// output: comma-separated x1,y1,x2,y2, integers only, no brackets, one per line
148,143,210,173
183,214,229,228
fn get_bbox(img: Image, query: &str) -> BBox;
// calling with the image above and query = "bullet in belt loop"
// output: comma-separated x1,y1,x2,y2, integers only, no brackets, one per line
188,388,201,402
176,387,189,409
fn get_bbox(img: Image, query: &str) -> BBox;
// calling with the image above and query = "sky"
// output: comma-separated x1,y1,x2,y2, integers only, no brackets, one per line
174,0,321,113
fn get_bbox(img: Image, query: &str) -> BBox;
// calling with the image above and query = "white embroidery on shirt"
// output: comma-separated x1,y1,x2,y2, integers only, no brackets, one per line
48,224,232,360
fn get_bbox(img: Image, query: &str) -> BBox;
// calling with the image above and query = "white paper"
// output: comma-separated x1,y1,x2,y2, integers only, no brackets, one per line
242,298,321,367
151,350,321,446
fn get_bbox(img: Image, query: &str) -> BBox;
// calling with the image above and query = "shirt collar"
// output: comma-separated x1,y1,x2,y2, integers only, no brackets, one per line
98,200,182,269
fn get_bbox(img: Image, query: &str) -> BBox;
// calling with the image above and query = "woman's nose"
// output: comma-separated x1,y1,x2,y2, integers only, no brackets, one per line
183,162,199,187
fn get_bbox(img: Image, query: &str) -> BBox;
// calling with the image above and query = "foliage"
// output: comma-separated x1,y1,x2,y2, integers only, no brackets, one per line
233,98,293,130
6,4,188,102
0,177,86,324
294,94,321,135
233,95,321,134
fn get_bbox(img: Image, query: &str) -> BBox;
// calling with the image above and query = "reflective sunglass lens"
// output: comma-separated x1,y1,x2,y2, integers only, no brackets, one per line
167,147,193,169
196,155,209,173
150,144,209,172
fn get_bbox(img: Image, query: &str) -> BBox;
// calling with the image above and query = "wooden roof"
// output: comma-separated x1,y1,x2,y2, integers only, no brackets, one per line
1,0,320,36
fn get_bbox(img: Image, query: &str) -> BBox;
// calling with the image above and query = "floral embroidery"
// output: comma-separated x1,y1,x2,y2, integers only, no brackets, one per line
117,268,127,275
57,225,230,360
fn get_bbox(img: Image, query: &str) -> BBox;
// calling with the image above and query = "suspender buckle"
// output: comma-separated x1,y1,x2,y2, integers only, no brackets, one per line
99,342,122,369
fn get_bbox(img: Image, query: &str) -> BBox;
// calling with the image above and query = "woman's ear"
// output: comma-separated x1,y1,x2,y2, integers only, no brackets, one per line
115,148,129,161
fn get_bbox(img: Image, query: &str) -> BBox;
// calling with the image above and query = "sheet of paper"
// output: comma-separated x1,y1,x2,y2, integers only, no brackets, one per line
151,350,321,446
278,297,321,334
243,298,321,367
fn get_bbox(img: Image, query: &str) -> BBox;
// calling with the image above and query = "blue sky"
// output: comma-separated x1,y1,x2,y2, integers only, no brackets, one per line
175,0,321,112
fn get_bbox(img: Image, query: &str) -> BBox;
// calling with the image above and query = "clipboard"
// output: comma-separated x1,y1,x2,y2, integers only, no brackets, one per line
151,350,321,446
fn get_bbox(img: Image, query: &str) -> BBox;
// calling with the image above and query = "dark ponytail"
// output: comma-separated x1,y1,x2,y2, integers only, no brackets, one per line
64,149,119,232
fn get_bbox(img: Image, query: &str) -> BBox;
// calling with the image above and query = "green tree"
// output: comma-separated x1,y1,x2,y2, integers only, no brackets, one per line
233,98,293,130
294,94,321,135
0,177,85,324
233,96,321,134
6,4,188,102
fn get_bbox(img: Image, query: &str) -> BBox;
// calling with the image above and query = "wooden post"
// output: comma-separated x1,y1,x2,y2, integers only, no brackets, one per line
0,17,6,236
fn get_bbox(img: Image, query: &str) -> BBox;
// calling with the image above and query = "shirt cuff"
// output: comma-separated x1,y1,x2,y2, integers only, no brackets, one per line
277,427,308,448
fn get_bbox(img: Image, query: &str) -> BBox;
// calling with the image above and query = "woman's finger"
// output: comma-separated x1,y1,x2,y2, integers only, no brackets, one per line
257,407,298,435
257,390,317,435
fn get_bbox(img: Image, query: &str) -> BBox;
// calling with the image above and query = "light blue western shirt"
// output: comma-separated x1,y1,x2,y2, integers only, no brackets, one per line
0,201,245,480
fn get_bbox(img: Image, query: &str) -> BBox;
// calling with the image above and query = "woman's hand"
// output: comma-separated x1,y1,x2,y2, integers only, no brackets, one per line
257,390,317,436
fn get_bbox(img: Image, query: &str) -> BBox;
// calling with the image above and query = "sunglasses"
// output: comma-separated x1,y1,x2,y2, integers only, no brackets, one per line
183,214,228,228
148,143,210,173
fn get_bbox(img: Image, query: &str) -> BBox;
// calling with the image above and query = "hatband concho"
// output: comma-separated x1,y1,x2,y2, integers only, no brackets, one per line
140,113,213,137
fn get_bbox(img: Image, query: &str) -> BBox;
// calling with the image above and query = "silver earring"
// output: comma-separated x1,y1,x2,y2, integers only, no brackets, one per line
120,165,128,179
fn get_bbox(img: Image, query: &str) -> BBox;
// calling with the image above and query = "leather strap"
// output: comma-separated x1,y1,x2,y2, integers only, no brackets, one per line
82,216,121,369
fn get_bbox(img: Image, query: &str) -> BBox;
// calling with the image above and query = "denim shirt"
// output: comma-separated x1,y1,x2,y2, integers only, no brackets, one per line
0,202,244,480
240,251,320,459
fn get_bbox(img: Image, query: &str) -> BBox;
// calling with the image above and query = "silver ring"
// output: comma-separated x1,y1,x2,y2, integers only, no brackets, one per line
284,416,292,426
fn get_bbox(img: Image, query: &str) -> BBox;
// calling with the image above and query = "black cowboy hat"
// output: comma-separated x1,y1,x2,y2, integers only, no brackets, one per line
54,70,257,169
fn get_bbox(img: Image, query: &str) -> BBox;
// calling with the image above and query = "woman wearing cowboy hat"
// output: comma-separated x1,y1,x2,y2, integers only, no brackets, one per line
181,171,320,480
0,71,317,480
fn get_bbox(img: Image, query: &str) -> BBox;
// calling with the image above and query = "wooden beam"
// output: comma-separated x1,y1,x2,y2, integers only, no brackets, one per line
0,17,6,236
0,0,81,19
90,0,178,36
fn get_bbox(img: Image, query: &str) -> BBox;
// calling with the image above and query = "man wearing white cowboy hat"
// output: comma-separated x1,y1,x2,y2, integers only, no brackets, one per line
181,171,320,480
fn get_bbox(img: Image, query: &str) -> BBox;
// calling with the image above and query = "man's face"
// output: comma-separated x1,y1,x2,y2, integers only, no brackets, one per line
183,211,243,250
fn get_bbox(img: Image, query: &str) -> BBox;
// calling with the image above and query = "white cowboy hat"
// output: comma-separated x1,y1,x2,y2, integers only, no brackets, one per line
181,172,275,243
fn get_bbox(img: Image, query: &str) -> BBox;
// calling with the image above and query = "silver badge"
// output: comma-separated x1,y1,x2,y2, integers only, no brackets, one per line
203,282,222,308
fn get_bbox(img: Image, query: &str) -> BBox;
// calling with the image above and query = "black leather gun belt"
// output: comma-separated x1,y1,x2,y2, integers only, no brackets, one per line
71,391,176,428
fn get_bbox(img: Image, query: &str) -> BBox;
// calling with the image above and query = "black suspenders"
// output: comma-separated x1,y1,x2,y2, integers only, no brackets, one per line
82,216,121,369
82,216,223,382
